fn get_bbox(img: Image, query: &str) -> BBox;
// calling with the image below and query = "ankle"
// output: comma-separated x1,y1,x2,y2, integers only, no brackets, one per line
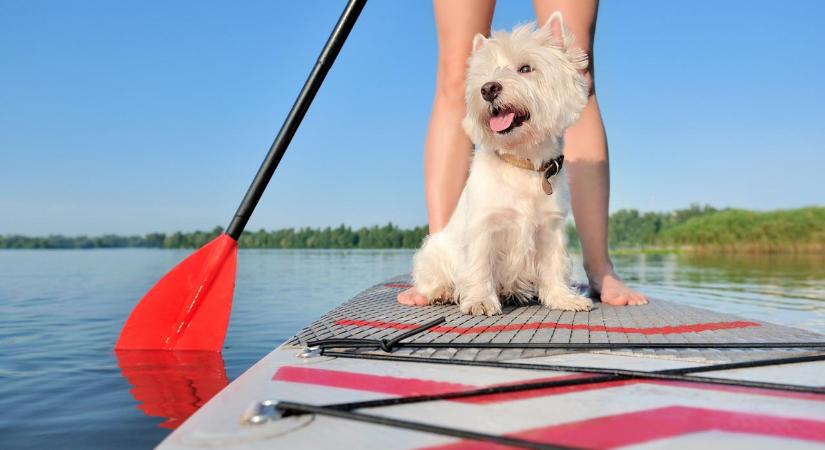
584,260,615,282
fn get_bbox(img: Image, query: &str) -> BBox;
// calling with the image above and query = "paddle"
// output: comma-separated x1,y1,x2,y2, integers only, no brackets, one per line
115,0,368,351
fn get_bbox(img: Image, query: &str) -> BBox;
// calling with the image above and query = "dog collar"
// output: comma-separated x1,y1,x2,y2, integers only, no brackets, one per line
495,151,565,195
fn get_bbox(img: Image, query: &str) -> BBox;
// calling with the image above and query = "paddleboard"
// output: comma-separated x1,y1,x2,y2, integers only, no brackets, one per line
158,275,825,449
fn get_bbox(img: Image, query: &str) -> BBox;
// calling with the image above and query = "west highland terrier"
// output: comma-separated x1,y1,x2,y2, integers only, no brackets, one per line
412,12,593,316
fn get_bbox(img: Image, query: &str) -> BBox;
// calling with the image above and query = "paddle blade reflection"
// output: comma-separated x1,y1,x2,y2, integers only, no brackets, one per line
115,350,229,429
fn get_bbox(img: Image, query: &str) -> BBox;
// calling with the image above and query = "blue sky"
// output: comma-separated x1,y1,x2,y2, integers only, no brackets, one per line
1,0,823,235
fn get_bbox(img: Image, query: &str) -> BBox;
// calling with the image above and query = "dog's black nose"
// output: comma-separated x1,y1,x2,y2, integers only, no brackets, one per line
480,81,502,102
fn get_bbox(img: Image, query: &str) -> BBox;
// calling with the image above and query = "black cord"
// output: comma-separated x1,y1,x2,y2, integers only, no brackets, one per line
276,400,580,450
398,341,825,349
323,373,616,410
313,340,825,350
281,319,825,448
380,316,446,352
271,351,825,447
658,352,825,374
321,350,825,399
307,316,446,352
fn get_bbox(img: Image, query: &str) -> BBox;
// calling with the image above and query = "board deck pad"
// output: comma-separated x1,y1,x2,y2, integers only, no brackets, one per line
286,275,823,363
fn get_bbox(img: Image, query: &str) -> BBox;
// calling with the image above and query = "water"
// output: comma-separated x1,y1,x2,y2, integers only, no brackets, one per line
1,249,823,449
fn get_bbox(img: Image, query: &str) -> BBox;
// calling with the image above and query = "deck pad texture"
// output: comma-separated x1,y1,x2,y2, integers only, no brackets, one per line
287,275,823,363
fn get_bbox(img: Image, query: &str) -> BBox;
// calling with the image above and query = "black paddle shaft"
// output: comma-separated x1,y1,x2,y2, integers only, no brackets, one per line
226,0,367,241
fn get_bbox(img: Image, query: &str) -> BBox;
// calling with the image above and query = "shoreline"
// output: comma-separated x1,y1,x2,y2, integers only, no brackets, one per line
2,246,823,255
3,205,823,253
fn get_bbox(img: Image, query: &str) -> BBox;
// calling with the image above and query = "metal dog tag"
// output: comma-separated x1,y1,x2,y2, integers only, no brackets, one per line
542,175,553,195
541,158,561,195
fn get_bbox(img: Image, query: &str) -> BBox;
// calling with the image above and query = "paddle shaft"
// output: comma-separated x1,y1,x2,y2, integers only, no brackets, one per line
225,0,367,241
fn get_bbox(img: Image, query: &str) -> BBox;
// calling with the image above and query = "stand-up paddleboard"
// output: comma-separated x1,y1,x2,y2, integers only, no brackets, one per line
158,275,825,449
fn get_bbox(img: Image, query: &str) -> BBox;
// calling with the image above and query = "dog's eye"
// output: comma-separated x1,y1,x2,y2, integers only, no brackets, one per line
518,64,533,74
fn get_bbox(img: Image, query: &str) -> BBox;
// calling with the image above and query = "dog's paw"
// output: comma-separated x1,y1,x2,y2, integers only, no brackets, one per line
460,296,502,316
544,294,593,312
429,288,456,305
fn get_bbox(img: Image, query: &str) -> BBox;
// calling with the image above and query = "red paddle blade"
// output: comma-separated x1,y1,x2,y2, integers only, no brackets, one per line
115,234,238,351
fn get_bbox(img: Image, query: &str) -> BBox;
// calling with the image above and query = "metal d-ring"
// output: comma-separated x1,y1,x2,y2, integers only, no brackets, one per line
297,346,321,358
241,400,283,425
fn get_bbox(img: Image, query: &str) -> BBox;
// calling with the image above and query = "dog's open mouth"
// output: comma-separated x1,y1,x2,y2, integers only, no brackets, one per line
490,106,530,134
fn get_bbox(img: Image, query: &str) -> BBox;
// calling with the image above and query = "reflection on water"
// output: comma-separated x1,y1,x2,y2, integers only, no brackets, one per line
1,249,823,449
604,252,825,334
115,351,228,429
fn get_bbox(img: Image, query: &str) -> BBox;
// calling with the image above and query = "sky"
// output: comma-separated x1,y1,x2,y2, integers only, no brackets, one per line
1,0,823,236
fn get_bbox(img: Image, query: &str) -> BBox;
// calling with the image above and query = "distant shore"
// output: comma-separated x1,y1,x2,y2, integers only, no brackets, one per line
3,205,823,253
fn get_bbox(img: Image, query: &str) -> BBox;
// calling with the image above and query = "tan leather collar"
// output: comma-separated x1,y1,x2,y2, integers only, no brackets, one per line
495,151,565,195
495,151,564,175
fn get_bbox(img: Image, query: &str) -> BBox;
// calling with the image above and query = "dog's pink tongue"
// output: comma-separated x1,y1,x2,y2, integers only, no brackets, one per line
490,112,515,132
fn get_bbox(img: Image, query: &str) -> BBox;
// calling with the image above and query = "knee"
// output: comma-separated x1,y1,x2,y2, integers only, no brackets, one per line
583,51,596,97
435,58,468,106
584,68,596,98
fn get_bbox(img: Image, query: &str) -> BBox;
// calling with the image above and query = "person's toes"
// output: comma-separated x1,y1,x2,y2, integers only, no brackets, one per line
397,287,432,307
602,294,629,306
397,288,414,305
413,294,430,306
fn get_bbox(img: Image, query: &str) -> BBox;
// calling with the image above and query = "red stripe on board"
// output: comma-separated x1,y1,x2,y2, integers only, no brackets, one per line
273,366,825,405
420,406,825,450
335,318,761,335
457,374,592,404
273,366,476,397
273,366,584,403
470,377,825,404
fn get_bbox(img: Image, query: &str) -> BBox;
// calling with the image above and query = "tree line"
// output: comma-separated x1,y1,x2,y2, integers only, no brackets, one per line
2,205,822,252
0,224,429,250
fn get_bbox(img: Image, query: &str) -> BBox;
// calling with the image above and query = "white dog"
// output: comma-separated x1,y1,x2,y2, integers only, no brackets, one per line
412,13,593,316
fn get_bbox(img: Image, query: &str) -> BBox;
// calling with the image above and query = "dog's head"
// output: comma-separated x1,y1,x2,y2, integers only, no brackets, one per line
463,12,590,151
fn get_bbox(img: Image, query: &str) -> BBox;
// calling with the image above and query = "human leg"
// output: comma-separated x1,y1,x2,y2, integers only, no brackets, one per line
533,0,647,305
399,0,496,306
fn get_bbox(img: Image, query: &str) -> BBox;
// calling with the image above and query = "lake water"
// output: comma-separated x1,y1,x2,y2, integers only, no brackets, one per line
1,249,824,449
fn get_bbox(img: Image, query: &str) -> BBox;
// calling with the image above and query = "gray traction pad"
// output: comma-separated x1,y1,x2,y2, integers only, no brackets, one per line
286,275,823,363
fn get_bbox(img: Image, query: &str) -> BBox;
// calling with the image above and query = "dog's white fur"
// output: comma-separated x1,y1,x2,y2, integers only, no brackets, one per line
412,13,593,316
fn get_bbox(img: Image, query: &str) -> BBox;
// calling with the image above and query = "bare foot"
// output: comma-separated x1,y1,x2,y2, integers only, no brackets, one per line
589,270,648,306
397,287,430,306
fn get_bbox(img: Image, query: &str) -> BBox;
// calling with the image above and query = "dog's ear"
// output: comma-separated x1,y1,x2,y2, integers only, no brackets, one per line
472,33,488,53
541,11,572,50
541,11,589,70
